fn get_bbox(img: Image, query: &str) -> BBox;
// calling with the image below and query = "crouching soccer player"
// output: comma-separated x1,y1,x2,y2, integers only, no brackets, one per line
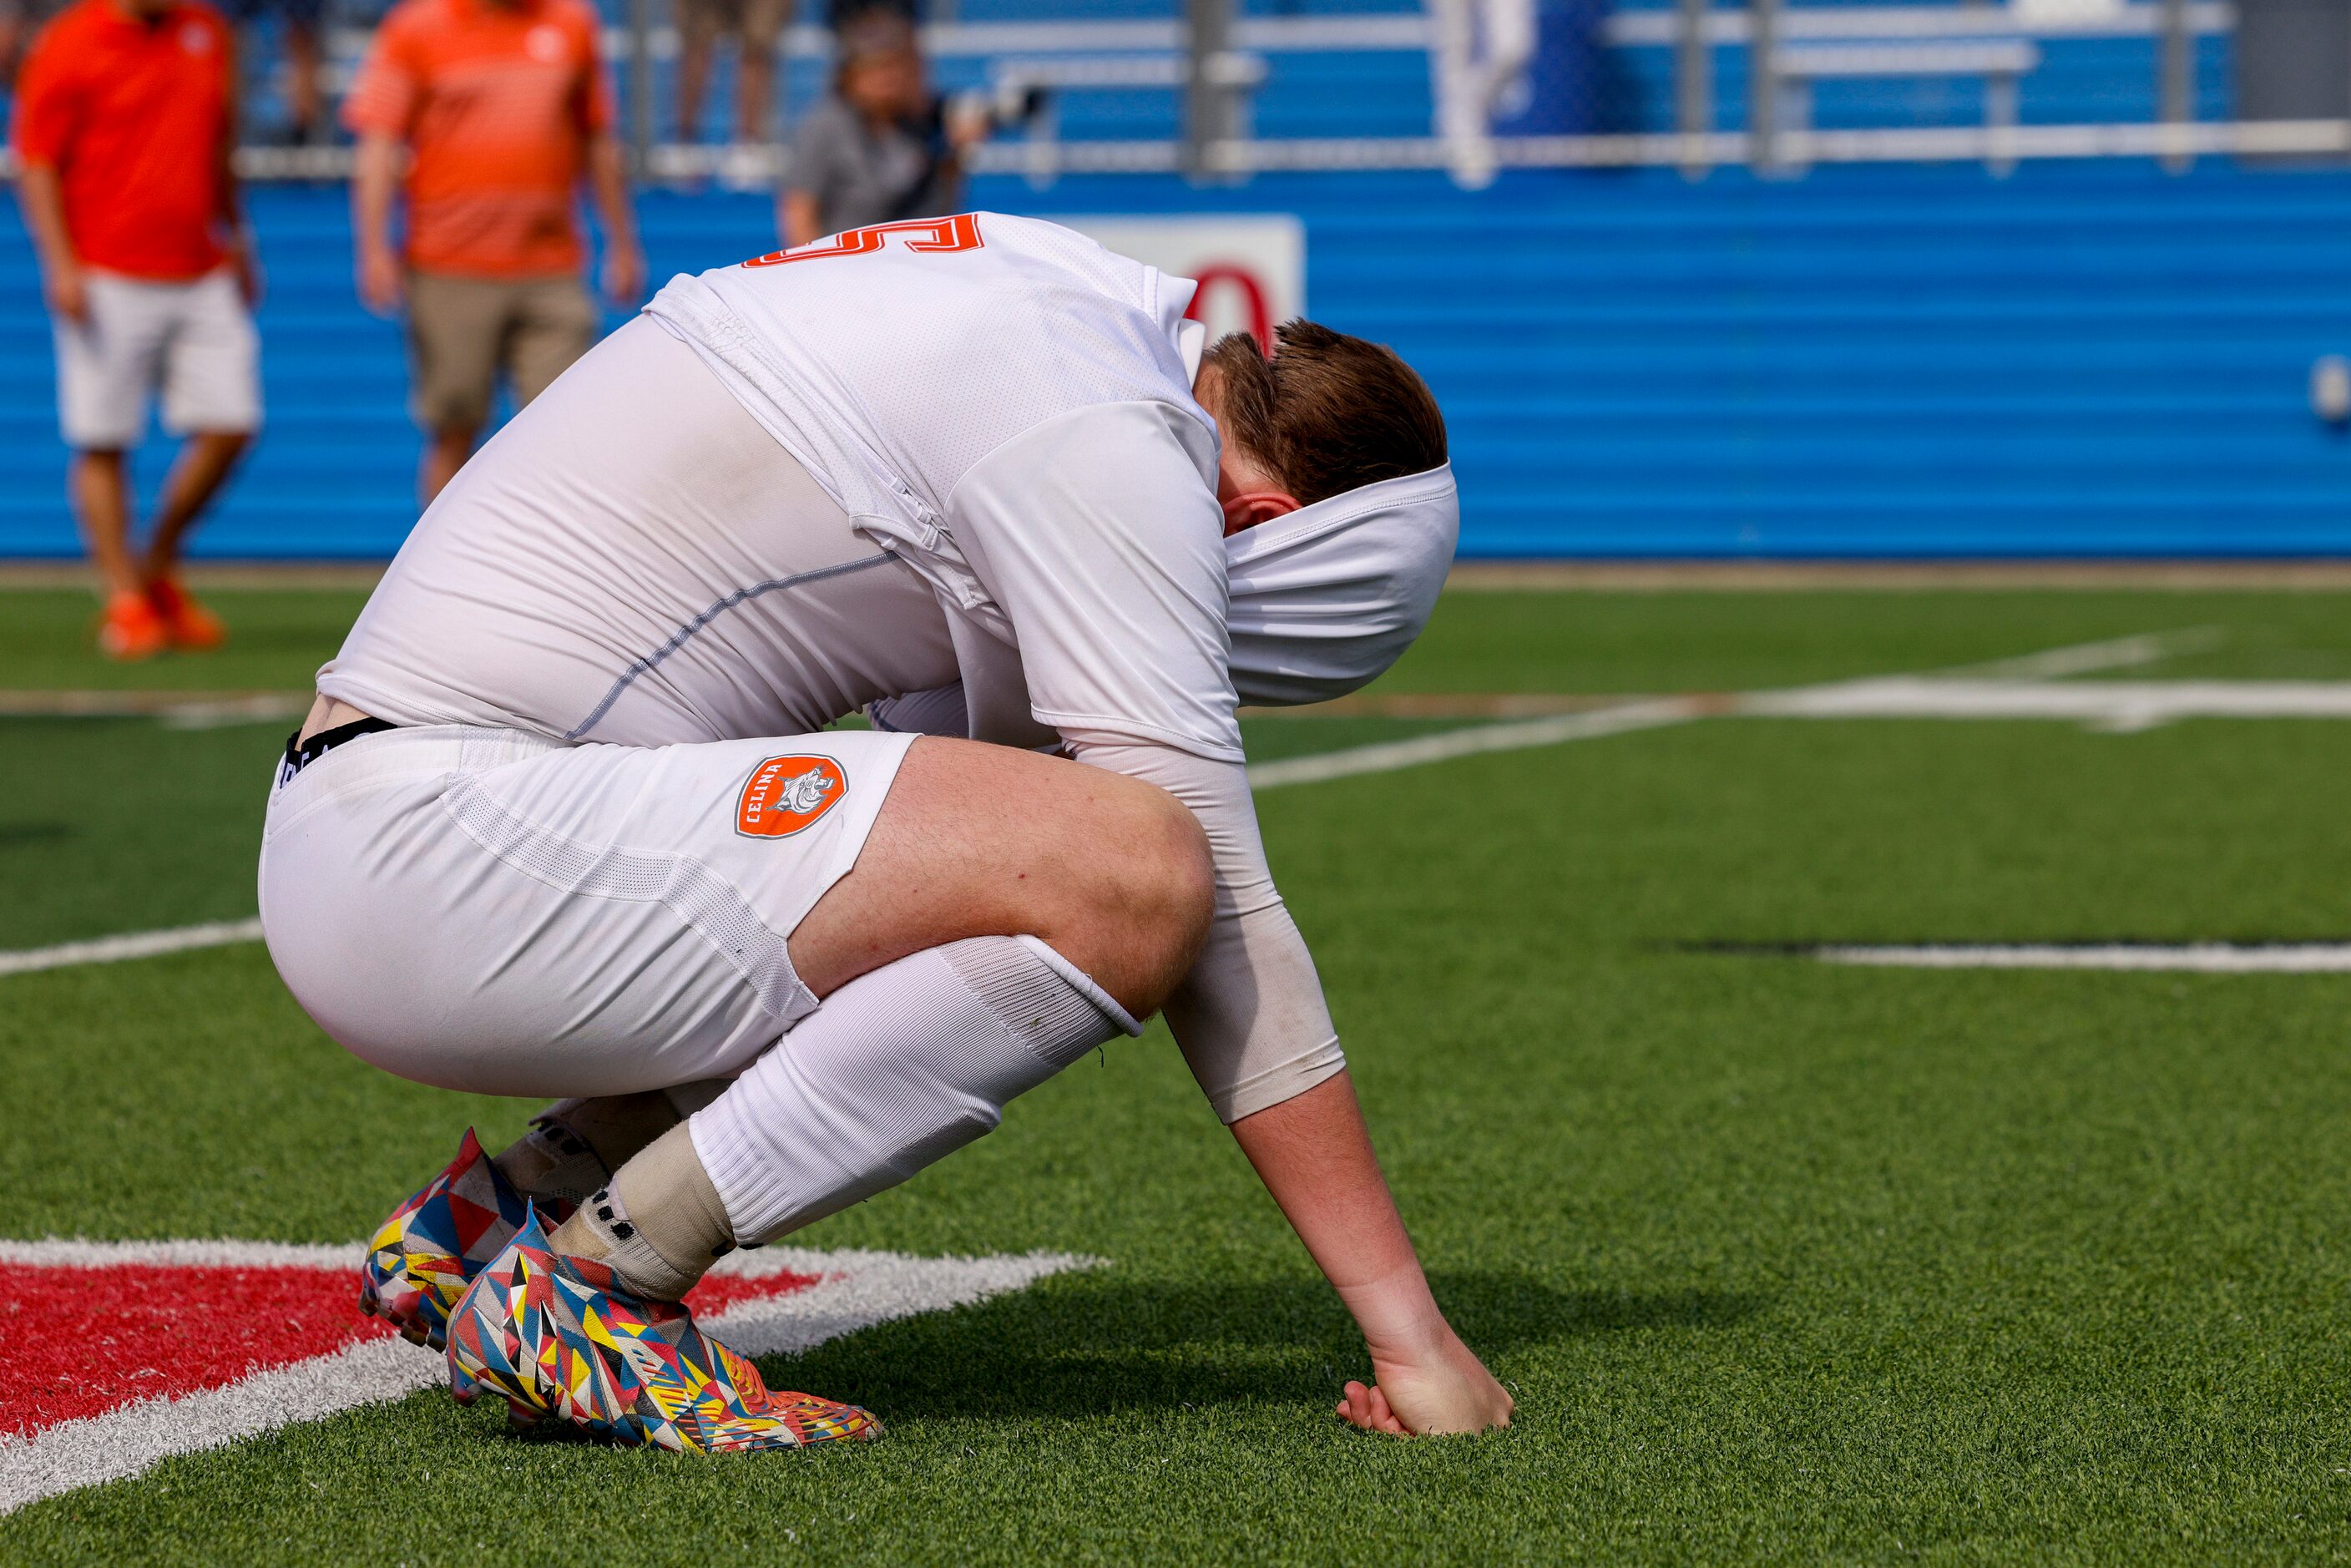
258,211,1512,1449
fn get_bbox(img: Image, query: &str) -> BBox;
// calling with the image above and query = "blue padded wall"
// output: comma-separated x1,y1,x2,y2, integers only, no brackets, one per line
7,168,2351,557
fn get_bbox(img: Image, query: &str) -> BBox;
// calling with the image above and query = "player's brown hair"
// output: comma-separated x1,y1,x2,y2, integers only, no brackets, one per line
1204,320,1448,507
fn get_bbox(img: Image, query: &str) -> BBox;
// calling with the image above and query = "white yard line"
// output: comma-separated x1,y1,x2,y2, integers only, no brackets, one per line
0,1237,354,1270
0,690,307,726
1249,627,2217,792
1926,627,2224,682
1740,678,2351,731
0,628,2259,974
0,1238,1095,1515
1811,943,2351,973
0,918,265,979
1248,695,1713,789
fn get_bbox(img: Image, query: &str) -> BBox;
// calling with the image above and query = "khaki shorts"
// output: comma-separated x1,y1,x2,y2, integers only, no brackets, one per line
259,723,916,1098
677,0,790,53
406,271,598,433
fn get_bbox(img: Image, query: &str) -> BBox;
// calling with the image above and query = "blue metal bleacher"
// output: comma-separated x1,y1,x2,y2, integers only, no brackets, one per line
12,159,2351,559
6,3,2351,559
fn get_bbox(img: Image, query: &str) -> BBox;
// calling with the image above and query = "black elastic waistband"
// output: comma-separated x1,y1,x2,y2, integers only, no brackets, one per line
278,716,399,787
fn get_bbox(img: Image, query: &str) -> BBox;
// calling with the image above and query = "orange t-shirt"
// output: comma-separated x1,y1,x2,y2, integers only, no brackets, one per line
9,0,234,282
342,0,612,279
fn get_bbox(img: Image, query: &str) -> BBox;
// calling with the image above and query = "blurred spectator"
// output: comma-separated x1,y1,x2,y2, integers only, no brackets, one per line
779,9,983,247
222,0,323,142
1430,0,1536,187
674,0,787,185
0,0,68,86
11,0,260,660
343,0,643,503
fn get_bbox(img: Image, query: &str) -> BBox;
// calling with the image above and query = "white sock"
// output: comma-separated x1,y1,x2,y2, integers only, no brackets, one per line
690,934,1140,1244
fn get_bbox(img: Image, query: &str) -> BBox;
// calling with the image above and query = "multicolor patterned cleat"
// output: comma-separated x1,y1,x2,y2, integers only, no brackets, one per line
444,1208,882,1452
360,1128,538,1351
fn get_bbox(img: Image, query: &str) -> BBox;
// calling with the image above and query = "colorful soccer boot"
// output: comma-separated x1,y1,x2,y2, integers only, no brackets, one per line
359,1128,538,1350
444,1208,882,1452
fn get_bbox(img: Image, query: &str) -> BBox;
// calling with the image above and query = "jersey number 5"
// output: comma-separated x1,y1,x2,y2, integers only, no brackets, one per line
743,213,984,268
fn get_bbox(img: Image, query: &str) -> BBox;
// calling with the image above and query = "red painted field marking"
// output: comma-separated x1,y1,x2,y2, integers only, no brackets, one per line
0,1238,1091,1515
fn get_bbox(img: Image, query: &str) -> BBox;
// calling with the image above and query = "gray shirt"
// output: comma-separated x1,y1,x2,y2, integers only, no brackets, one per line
786,94,963,235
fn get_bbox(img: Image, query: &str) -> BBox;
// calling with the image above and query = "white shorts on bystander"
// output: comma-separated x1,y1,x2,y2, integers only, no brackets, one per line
52,267,260,449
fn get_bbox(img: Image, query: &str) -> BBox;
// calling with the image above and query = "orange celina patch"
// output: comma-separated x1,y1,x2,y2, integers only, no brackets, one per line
736,754,848,838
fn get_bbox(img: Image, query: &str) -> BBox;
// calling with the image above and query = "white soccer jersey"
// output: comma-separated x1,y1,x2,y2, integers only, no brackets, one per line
322,215,1345,1123
320,319,960,748
647,210,1241,761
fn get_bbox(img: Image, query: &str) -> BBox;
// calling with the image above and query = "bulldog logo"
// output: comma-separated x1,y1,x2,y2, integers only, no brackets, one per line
736,754,848,838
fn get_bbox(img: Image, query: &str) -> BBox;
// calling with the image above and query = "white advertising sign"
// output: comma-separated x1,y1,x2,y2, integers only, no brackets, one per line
1059,215,1306,349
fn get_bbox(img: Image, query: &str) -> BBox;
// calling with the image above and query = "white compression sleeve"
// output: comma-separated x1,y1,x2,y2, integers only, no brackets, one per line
690,934,1138,1244
1070,738,1344,1123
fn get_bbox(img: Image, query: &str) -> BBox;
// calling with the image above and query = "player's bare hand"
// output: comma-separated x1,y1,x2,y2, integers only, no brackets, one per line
1336,1332,1513,1436
357,245,404,315
603,245,645,307
45,261,88,323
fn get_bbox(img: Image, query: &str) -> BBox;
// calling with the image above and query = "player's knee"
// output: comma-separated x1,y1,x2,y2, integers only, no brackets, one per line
1090,783,1213,1007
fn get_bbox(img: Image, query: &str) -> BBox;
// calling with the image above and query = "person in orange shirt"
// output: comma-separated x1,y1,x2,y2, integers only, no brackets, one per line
344,0,643,503
11,0,260,660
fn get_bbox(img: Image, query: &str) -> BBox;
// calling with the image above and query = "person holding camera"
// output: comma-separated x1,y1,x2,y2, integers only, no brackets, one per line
777,10,984,247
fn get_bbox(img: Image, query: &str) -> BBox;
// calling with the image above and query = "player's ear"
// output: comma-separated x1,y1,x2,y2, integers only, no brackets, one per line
1220,489,1301,538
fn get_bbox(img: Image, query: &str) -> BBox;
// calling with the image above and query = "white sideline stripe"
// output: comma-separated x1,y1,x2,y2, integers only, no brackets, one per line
0,690,307,723
0,630,2226,969
1249,696,1708,789
1248,628,2212,791
1742,678,2351,727
0,1241,1095,1516
0,1334,444,1518
1924,627,2222,682
0,918,265,979
0,1237,353,1270
1813,943,2351,973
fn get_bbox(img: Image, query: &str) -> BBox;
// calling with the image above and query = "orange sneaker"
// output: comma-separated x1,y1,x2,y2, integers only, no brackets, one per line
147,578,227,651
98,589,168,661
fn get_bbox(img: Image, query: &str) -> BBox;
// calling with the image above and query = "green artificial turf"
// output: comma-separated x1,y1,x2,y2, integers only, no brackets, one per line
1383,589,2351,692
0,718,281,948
7,590,2351,1563
0,589,371,693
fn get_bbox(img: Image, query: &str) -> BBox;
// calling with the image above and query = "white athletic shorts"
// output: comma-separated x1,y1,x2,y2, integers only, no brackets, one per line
257,724,915,1098
54,269,262,449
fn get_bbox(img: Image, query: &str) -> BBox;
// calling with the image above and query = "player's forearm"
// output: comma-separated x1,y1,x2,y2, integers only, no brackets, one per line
15,163,75,274
1227,1070,1451,1356
586,135,637,252
1164,898,1342,1121
351,135,402,257
1069,738,1342,1117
